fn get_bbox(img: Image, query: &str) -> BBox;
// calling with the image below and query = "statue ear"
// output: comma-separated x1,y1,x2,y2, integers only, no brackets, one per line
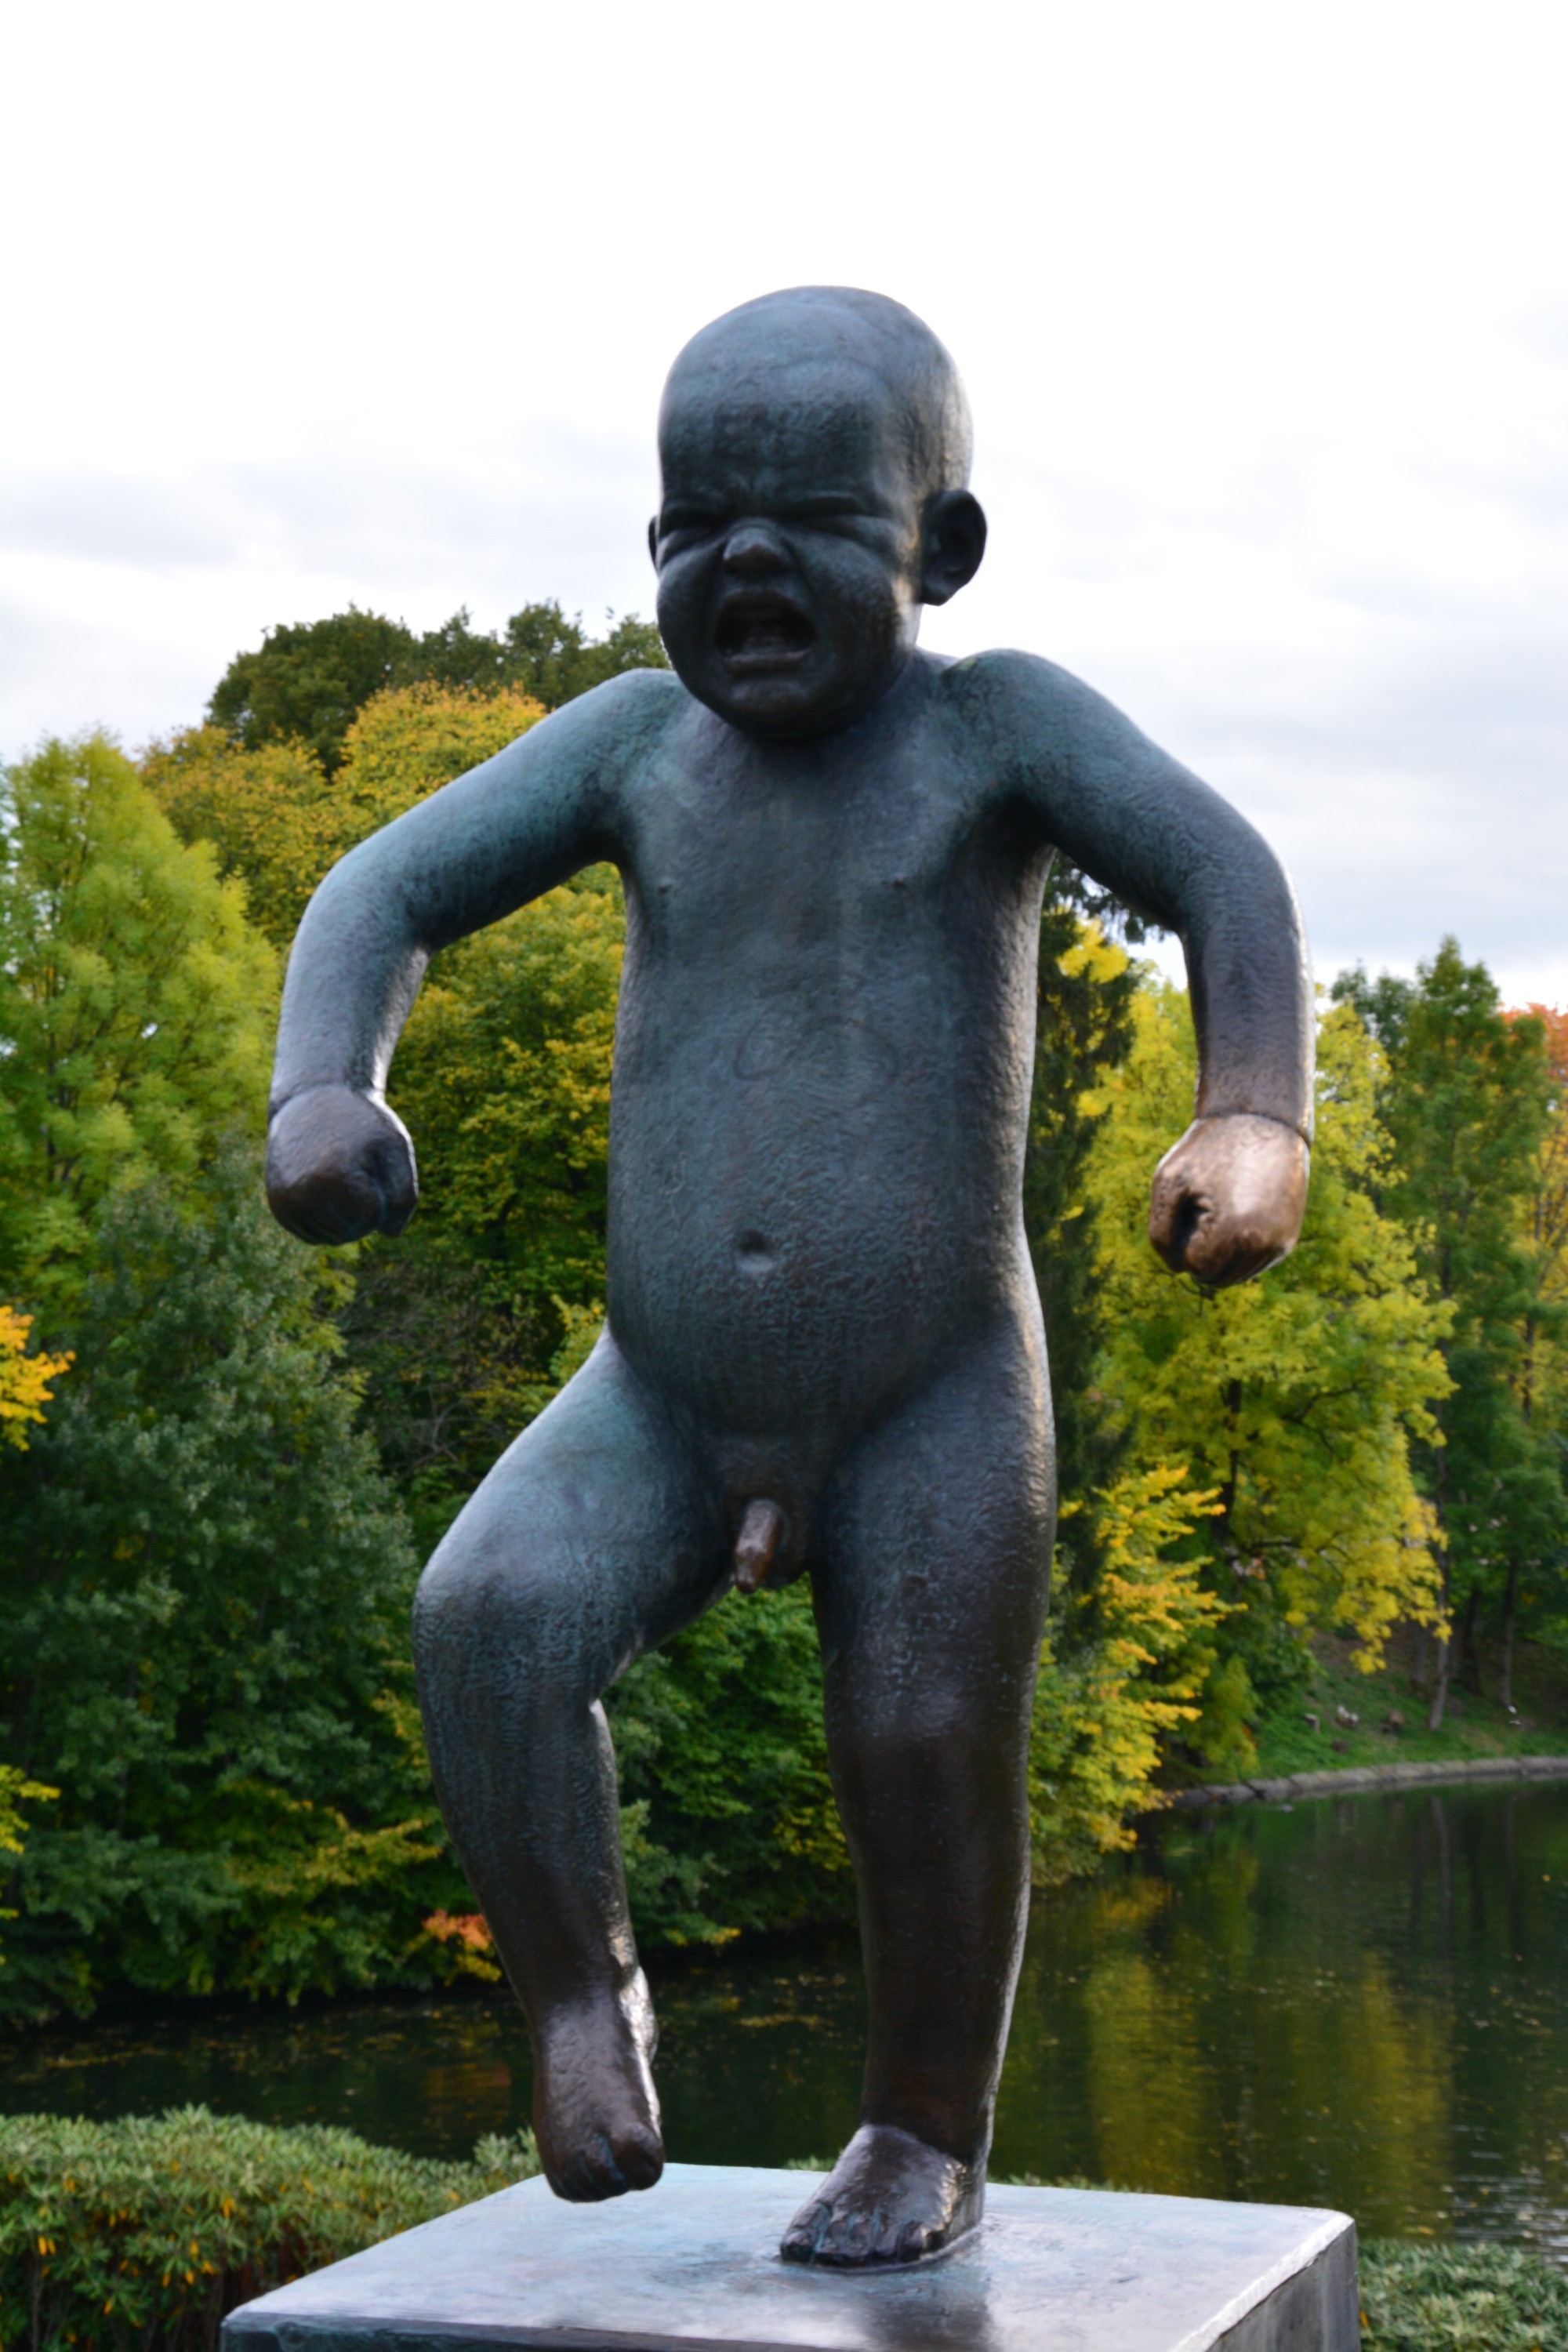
648,517,659,571
920,490,986,606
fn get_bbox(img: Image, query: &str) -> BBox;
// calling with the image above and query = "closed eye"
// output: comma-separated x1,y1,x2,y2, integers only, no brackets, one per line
783,494,870,521
658,505,729,539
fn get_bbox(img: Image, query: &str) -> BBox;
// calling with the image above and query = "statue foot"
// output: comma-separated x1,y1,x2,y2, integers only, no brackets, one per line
779,2123,985,2267
532,1971,664,2201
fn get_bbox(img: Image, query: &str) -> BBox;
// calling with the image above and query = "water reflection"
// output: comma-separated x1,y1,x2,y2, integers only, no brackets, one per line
3,1782,1566,2254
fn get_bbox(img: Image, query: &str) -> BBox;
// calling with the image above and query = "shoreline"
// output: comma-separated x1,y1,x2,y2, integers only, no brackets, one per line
1165,1751,1568,1809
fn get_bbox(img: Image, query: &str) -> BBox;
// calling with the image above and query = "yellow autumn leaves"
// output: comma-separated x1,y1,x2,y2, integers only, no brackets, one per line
0,1305,68,1450
143,683,550,952
1025,930,1454,1876
1084,952,1448,1663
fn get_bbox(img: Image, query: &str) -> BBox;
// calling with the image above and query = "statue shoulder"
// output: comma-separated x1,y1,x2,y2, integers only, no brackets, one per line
546,662,688,755
929,648,1108,775
933,645,1090,717
486,666,688,811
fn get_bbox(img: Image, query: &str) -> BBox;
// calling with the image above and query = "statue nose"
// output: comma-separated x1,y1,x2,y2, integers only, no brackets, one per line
722,523,787,576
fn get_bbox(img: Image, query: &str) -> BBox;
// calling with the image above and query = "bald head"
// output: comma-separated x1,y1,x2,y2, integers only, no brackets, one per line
661,287,973,504
651,287,985,738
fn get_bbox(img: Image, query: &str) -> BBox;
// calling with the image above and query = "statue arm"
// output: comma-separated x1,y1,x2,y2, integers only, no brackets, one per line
988,654,1315,1286
265,678,652,1244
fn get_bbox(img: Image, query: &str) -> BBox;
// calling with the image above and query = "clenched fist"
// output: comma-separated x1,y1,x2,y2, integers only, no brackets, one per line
265,1084,419,1246
1148,1112,1308,1289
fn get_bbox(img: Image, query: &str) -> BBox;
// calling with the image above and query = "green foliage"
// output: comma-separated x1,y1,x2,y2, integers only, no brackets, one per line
5,2103,1557,2352
207,608,416,778
0,737,275,1319
0,1147,452,2016
1359,2235,1568,2351
491,602,669,711
390,869,622,1307
0,1770,56,1873
1335,942,1568,1708
0,2107,539,2352
0,1767,56,1970
138,731,333,951
344,825,624,1548
608,1584,851,1944
144,685,549,953
205,602,667,778
1083,973,1450,1681
1029,1465,1229,1882
33,599,1568,2000
1023,888,1141,1589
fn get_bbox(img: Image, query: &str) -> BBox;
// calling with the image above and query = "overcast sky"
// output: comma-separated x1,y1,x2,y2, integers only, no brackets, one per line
3,0,1564,1002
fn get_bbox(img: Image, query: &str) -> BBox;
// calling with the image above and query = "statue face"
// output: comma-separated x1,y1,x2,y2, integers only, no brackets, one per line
652,358,928,740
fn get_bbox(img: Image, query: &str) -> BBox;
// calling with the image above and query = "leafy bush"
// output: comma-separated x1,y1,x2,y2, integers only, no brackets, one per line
0,1151,443,2017
1359,2236,1568,2350
0,2107,538,2352
7,2108,1565,2352
609,1581,851,1943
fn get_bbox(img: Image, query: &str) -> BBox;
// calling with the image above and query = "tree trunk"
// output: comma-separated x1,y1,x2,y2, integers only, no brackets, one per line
1427,1630,1450,1732
1500,1559,1520,1711
1427,1545,1452,1731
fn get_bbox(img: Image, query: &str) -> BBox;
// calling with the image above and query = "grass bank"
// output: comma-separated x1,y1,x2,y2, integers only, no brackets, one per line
1359,2237,1568,2350
1248,1627,1568,1782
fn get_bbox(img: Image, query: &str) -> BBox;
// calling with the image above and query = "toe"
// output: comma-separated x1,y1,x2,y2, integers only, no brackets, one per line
780,2199,830,2264
616,2128,664,2192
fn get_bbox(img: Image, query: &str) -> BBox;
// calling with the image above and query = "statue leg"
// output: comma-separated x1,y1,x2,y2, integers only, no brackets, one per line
782,1311,1054,2264
412,1330,727,2201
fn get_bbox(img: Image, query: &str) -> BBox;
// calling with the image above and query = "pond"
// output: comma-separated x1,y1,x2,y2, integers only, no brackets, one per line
4,1780,1567,2258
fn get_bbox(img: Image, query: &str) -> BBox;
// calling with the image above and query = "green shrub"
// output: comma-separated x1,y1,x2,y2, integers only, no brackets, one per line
0,2107,538,2352
7,2108,1567,2352
1359,2237,1568,2351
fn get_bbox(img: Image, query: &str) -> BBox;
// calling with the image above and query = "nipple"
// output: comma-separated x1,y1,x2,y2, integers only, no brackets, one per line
733,1498,788,1595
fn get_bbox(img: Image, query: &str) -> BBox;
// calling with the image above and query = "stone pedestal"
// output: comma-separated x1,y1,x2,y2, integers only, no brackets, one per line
222,2163,1356,2352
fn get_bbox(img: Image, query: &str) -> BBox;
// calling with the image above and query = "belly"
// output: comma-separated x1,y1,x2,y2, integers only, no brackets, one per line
604,985,1029,1441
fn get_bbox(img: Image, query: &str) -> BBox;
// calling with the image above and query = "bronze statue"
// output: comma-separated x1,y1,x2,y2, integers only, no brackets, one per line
265,288,1312,2269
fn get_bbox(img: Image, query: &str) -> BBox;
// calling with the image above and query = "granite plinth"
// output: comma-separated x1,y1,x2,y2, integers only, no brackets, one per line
222,2165,1356,2352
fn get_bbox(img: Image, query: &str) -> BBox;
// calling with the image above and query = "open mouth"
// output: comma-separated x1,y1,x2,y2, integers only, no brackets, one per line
715,593,817,671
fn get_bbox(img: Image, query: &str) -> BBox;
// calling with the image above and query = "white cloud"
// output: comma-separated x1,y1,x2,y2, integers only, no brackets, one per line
2,0,1564,997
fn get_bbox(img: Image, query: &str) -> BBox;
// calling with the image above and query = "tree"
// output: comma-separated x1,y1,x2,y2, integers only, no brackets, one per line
205,603,667,779
206,608,417,776
608,1581,852,1944
1335,944,1564,1725
0,1147,450,2016
338,863,623,1550
1512,1004,1568,1690
1498,1002,1568,1702
1029,1464,1227,1883
144,684,549,951
496,603,668,709
0,1765,56,1973
0,1308,69,1450
1083,967,1449,1719
0,736,275,1320
145,681,615,1550
1022,888,1141,1587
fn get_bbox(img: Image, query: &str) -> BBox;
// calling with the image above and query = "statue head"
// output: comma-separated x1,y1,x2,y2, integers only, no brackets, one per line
650,287,986,739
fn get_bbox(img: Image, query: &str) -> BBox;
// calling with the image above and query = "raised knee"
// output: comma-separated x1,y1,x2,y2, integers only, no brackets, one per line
412,1526,582,1697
